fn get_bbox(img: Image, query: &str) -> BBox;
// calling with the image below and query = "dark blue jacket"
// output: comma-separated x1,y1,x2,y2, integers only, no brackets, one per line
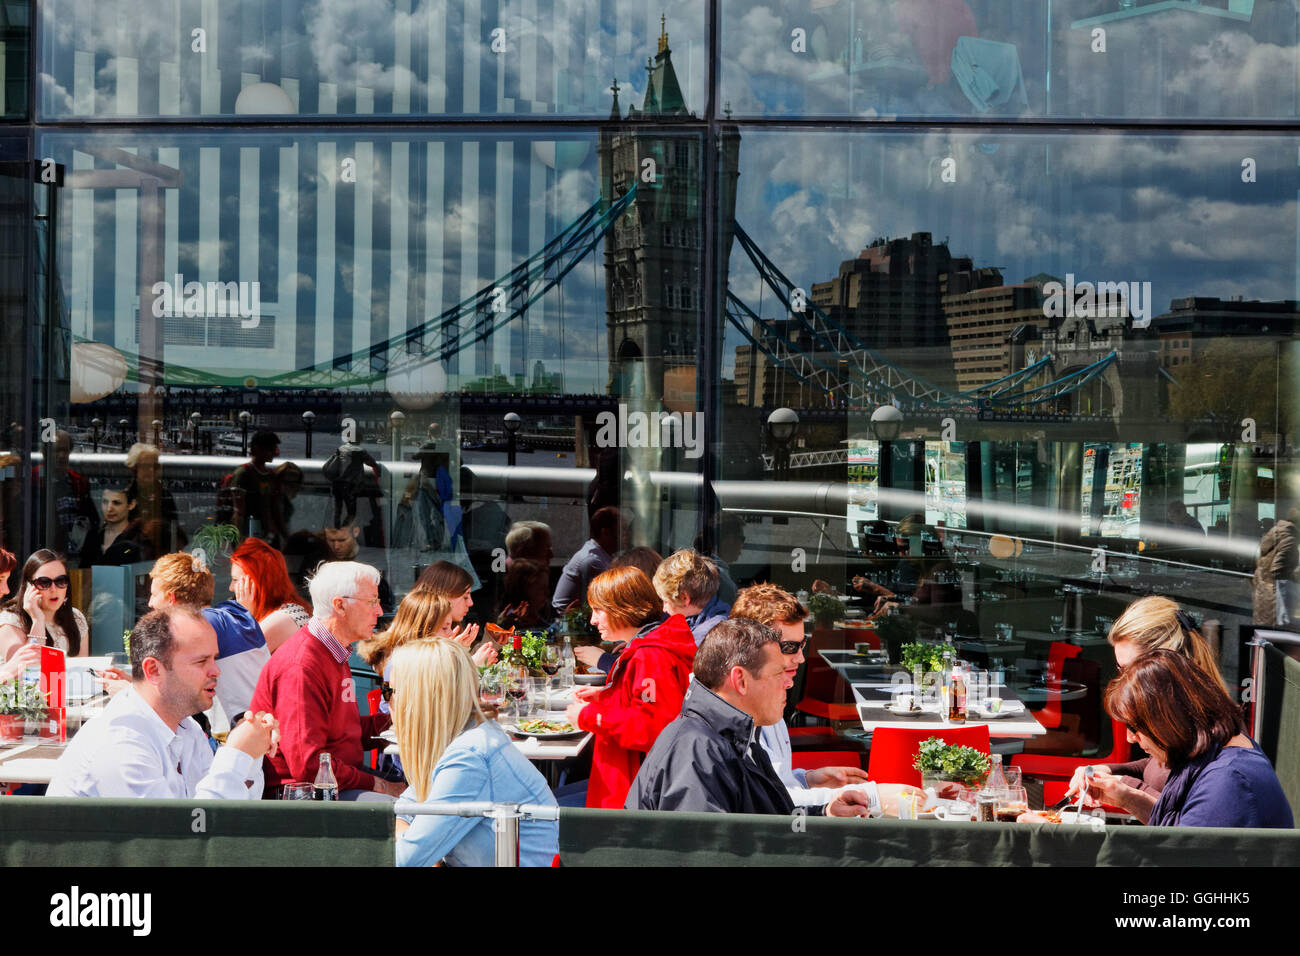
1148,739,1293,828
626,681,809,815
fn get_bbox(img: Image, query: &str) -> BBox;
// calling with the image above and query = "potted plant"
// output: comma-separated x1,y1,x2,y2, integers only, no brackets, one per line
912,736,991,794
0,680,47,741
899,641,945,674
807,592,846,630
562,603,598,640
190,524,241,568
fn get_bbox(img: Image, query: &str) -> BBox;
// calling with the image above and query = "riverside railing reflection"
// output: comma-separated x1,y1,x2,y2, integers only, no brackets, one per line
36,450,1265,569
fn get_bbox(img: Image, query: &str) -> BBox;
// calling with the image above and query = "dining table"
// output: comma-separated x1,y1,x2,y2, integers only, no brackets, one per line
818,649,1048,738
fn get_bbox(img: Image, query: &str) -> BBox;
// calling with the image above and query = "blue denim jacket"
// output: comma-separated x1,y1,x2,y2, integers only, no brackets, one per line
395,721,559,867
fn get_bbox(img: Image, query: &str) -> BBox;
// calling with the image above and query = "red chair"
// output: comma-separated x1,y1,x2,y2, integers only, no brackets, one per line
867,725,991,786
788,727,837,739
791,750,866,772
1034,641,1083,730
794,653,860,723
366,687,384,770
1010,716,1132,794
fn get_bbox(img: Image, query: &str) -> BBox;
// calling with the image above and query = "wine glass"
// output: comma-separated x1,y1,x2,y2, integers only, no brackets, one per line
479,667,505,719
503,665,529,721
540,644,561,678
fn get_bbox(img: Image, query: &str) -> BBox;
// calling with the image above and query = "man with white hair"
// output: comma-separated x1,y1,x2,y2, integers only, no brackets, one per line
505,521,553,566
249,561,402,800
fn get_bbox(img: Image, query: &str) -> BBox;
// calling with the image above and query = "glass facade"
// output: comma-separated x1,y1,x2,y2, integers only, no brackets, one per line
2,1,1296,759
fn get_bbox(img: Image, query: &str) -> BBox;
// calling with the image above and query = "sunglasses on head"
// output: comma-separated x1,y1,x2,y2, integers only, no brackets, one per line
32,575,70,591
778,638,807,655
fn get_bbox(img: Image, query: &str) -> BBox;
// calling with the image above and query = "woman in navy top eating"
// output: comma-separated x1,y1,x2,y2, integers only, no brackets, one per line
1104,650,1292,829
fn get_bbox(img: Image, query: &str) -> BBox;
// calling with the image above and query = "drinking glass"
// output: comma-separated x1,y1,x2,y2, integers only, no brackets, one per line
479,667,505,718
1048,615,1064,634
1002,765,1023,790
994,786,1029,823
540,646,562,698
994,622,1013,643
526,677,550,716
503,665,529,720
281,783,314,800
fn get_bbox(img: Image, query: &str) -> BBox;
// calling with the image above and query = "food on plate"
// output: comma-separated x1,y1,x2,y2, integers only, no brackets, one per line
1015,809,1061,824
515,718,576,735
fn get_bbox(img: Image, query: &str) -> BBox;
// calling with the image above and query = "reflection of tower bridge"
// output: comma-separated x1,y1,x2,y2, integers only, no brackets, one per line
726,225,1119,414
133,185,1116,415
117,181,1113,413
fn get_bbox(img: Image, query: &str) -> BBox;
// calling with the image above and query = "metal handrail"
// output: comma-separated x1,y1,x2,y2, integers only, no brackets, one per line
1246,629,1300,741
394,800,561,868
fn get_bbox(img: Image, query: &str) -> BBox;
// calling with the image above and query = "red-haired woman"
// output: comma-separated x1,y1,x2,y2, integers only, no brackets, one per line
1104,650,1291,828
563,566,696,809
230,538,312,653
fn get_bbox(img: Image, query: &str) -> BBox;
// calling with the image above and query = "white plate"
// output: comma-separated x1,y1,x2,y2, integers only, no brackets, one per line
971,701,1025,719
504,722,585,740
883,701,937,716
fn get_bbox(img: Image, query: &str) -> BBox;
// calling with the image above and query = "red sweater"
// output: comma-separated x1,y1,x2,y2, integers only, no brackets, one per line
576,614,697,809
249,624,390,793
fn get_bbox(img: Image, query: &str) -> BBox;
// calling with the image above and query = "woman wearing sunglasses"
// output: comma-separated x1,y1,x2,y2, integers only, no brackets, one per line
0,549,88,662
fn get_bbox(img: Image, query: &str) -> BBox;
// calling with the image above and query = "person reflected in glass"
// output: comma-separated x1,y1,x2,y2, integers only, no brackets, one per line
1253,504,1298,630
497,559,552,631
393,640,558,867
394,440,453,554
323,438,381,529
79,482,155,568
1104,650,1291,828
553,507,626,617
125,443,186,554
38,431,98,564
226,431,288,547
0,549,88,661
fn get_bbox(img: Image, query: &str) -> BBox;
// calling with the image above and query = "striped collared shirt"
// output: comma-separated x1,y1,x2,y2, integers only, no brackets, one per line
307,617,351,665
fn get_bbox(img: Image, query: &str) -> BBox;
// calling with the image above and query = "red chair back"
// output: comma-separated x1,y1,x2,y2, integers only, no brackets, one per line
366,687,384,770
791,750,865,772
1010,717,1132,782
1035,642,1083,730
867,725,991,786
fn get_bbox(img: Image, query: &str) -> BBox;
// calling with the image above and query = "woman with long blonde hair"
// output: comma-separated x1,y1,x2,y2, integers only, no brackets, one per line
1066,595,1229,823
392,641,557,867
360,590,496,692
359,590,454,677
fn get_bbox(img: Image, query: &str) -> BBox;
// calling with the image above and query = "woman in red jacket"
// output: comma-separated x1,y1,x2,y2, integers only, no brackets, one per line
564,565,697,809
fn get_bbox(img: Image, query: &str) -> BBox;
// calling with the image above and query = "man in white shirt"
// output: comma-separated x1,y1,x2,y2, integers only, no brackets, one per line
48,607,278,799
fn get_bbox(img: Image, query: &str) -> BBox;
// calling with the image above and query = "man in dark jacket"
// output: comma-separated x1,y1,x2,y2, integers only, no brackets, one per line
626,618,871,817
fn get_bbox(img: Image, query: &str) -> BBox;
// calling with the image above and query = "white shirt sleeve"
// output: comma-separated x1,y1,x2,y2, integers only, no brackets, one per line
78,728,258,800
193,747,260,801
